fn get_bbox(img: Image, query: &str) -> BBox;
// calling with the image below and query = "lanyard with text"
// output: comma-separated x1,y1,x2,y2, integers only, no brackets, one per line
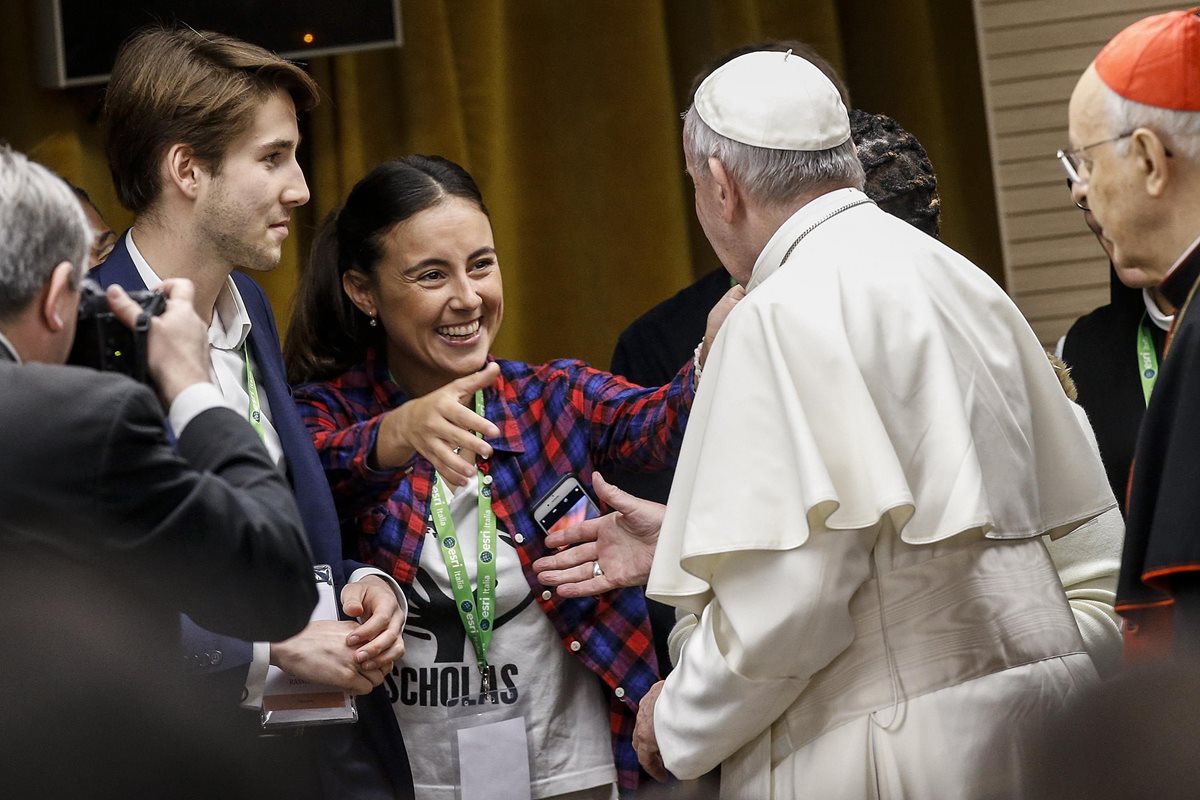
242,342,267,441
1136,313,1160,408
428,389,497,693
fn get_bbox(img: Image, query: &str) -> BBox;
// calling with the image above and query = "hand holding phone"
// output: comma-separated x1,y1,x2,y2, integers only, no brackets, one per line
531,472,664,598
533,474,601,537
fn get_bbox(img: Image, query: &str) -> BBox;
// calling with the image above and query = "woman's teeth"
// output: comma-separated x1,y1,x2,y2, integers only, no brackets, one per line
438,320,481,338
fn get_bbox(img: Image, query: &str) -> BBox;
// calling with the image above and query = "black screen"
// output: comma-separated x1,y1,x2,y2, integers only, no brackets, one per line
57,0,398,83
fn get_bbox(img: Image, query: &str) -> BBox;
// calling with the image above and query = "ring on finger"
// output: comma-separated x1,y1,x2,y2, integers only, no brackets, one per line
592,560,604,578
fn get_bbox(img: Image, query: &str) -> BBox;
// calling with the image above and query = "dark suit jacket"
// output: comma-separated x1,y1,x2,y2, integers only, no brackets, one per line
94,235,413,799
0,345,316,798
1062,268,1167,515
609,266,732,674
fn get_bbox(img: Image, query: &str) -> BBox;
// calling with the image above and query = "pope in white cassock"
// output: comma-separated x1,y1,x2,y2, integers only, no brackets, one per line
636,51,1118,799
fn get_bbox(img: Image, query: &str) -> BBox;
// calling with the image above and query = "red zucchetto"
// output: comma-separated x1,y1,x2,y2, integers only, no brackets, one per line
1094,8,1200,111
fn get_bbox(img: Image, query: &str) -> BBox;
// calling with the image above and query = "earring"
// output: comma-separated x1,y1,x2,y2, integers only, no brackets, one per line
369,315,378,328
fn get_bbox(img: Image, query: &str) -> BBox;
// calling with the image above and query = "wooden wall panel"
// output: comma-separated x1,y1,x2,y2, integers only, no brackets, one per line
972,0,1177,346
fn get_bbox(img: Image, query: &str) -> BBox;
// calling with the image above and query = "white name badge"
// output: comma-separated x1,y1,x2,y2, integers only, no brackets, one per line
446,681,531,800
261,565,357,728
457,714,531,800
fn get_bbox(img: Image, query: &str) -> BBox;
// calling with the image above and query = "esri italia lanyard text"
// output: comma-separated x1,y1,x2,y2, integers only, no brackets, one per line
1136,313,1160,407
428,389,497,693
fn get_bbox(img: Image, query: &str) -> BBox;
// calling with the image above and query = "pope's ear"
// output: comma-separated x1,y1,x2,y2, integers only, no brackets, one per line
707,157,740,222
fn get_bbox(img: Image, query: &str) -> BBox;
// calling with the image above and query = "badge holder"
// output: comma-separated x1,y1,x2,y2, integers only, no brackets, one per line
261,565,358,729
446,669,532,800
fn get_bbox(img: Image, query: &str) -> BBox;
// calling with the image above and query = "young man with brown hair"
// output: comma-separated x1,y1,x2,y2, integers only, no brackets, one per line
94,26,413,799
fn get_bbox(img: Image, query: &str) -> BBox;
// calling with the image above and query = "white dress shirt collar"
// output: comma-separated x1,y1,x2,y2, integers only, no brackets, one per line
125,230,253,351
0,330,20,363
123,231,283,468
1143,288,1175,332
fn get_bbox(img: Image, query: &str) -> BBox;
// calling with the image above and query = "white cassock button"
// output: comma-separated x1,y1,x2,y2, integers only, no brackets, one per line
514,533,525,544
614,687,626,699
541,590,552,601
569,640,581,652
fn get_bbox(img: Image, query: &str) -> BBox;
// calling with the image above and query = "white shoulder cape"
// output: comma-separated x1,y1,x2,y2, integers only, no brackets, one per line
648,190,1117,614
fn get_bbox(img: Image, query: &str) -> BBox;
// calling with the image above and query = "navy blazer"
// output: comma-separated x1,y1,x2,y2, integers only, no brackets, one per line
94,233,413,799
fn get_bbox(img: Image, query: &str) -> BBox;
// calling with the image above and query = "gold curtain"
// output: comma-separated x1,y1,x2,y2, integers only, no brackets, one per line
1,0,1000,368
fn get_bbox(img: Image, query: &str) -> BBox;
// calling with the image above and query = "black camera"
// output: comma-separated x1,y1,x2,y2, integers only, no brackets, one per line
67,279,166,384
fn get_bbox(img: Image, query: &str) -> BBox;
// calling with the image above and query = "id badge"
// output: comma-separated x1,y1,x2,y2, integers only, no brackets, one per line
447,675,531,800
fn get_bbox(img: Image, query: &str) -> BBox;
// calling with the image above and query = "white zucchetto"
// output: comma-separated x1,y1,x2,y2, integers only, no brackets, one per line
694,50,850,151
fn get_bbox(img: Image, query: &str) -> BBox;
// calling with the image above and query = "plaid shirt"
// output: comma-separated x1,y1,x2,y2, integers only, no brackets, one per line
293,348,696,790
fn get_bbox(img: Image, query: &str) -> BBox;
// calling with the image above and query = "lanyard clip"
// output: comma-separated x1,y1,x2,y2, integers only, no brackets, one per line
479,665,491,696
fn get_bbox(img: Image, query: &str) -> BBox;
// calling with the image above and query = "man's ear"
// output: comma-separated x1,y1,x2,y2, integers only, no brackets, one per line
40,261,78,332
708,156,740,223
342,269,378,319
164,143,203,200
1132,127,1173,198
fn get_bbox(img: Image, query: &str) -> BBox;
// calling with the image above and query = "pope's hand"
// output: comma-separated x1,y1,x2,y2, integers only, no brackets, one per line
532,472,663,596
634,680,669,782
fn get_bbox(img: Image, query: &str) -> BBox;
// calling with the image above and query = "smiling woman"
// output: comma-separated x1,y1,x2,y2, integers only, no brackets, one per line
343,194,503,401
284,155,713,798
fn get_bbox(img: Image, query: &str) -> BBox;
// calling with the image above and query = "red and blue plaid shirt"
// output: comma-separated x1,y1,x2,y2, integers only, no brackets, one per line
293,348,695,790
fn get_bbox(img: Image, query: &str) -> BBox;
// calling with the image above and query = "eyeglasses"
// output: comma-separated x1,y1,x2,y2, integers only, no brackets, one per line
1057,131,1175,185
1064,179,1089,212
1056,133,1133,184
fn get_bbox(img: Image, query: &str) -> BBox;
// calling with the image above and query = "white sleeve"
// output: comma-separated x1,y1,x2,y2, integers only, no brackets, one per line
1043,506,1124,677
666,610,698,669
654,527,876,779
167,381,227,436
241,642,271,709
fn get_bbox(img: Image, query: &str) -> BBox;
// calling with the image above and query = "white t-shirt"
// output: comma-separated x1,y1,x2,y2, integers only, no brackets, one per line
392,476,616,800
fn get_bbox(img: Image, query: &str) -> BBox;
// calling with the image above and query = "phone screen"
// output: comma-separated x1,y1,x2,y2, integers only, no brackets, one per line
538,484,601,535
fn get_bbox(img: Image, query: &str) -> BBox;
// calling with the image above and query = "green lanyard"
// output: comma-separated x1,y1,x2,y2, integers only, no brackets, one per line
1136,313,1160,407
427,390,496,693
242,342,267,441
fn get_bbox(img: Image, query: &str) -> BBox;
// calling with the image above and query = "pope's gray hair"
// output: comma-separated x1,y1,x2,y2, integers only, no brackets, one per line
0,146,89,321
682,104,865,206
1105,83,1200,161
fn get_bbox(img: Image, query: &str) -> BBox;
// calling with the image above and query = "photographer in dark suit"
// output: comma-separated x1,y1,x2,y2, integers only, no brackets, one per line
0,146,317,797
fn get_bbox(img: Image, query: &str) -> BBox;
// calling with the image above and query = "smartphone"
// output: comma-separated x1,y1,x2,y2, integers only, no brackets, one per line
533,474,602,536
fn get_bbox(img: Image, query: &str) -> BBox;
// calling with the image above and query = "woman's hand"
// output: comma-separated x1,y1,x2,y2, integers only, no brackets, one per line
700,283,746,368
375,363,501,485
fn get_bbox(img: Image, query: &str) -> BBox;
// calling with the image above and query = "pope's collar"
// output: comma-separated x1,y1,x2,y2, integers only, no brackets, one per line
747,187,869,293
